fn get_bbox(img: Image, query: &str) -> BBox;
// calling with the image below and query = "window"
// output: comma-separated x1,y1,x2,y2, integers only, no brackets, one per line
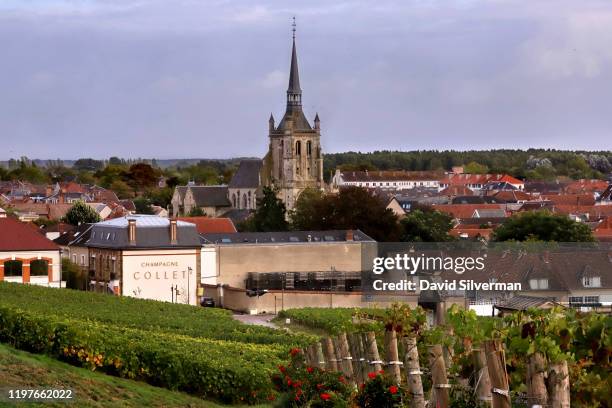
582,276,601,288
584,296,600,304
529,278,549,290
30,259,48,276
72,254,77,263
4,260,22,277
306,141,312,157
295,141,301,156
569,296,583,304
80,255,85,266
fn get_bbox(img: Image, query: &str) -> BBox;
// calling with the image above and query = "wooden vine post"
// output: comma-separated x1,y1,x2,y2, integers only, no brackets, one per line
548,360,570,408
526,352,548,407
364,331,382,375
337,333,355,384
315,342,326,369
484,340,511,408
472,348,492,406
428,344,450,408
384,329,402,384
347,332,364,384
321,337,338,372
356,333,370,382
402,336,425,408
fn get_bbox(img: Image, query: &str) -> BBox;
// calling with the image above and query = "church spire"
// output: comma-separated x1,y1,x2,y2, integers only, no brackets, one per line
287,16,302,108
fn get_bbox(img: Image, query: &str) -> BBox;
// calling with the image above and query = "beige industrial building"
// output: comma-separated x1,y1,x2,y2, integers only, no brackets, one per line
199,230,420,313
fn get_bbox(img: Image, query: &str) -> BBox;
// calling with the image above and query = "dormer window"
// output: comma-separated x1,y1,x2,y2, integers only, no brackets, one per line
529,278,549,290
582,276,601,288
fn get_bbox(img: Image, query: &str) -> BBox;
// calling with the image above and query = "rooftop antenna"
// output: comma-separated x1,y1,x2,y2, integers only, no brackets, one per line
292,16,296,40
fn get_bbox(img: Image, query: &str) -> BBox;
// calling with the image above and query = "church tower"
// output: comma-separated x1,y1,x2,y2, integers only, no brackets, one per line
262,19,324,210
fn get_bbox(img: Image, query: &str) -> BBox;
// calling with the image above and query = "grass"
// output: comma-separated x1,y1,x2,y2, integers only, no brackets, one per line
0,343,271,408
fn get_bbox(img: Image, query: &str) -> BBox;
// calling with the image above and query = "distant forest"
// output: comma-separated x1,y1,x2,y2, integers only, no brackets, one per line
323,149,612,181
1,150,611,191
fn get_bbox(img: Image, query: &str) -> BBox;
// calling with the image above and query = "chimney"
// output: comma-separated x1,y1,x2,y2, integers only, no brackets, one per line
346,230,354,241
170,219,178,244
128,218,136,245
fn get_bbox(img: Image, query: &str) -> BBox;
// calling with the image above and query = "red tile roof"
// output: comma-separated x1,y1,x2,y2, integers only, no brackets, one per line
564,179,609,194
542,194,595,206
432,204,507,219
450,227,494,240
176,217,237,234
0,217,60,251
439,185,474,196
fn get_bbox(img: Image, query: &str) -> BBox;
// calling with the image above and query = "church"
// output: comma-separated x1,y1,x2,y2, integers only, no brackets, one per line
229,24,324,211
173,24,324,218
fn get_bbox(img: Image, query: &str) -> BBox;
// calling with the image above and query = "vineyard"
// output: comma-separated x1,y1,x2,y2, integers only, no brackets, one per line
0,282,313,404
279,305,611,407
0,283,610,406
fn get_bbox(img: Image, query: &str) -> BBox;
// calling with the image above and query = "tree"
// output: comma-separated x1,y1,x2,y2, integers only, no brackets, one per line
289,188,324,230
290,186,401,241
127,163,161,191
62,258,87,290
188,206,205,217
134,197,154,215
109,180,133,199
400,207,455,242
493,211,595,242
63,201,101,226
242,186,288,232
73,158,104,171
463,161,489,174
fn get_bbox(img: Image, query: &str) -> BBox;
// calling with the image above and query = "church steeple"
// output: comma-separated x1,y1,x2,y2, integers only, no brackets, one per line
287,17,302,109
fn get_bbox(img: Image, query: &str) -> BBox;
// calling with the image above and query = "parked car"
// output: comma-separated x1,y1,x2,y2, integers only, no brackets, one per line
200,297,215,307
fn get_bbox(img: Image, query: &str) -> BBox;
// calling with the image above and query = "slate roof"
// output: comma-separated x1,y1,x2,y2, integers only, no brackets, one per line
451,196,506,205
495,296,559,311
0,217,60,251
190,186,231,207
340,170,444,183
277,109,313,131
229,160,263,189
85,215,201,249
53,223,93,246
201,230,375,245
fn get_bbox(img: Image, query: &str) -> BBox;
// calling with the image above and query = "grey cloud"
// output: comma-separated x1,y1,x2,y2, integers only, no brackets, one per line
0,0,611,160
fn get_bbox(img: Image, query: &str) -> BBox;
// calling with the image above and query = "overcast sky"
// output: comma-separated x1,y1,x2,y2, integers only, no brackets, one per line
1,0,611,160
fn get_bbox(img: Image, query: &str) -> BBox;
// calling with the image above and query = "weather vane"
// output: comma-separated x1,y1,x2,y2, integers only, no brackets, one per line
292,16,296,40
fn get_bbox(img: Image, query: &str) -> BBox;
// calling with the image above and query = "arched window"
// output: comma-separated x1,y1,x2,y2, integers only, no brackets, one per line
232,193,237,208
4,260,22,277
248,191,252,209
30,259,49,276
242,193,247,208
295,141,301,156
307,141,312,157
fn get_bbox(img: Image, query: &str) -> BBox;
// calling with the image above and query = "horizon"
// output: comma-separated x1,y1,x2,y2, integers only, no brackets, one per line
2,147,612,163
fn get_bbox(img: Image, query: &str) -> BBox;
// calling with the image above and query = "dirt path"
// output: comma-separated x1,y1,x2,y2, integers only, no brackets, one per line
232,313,278,329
